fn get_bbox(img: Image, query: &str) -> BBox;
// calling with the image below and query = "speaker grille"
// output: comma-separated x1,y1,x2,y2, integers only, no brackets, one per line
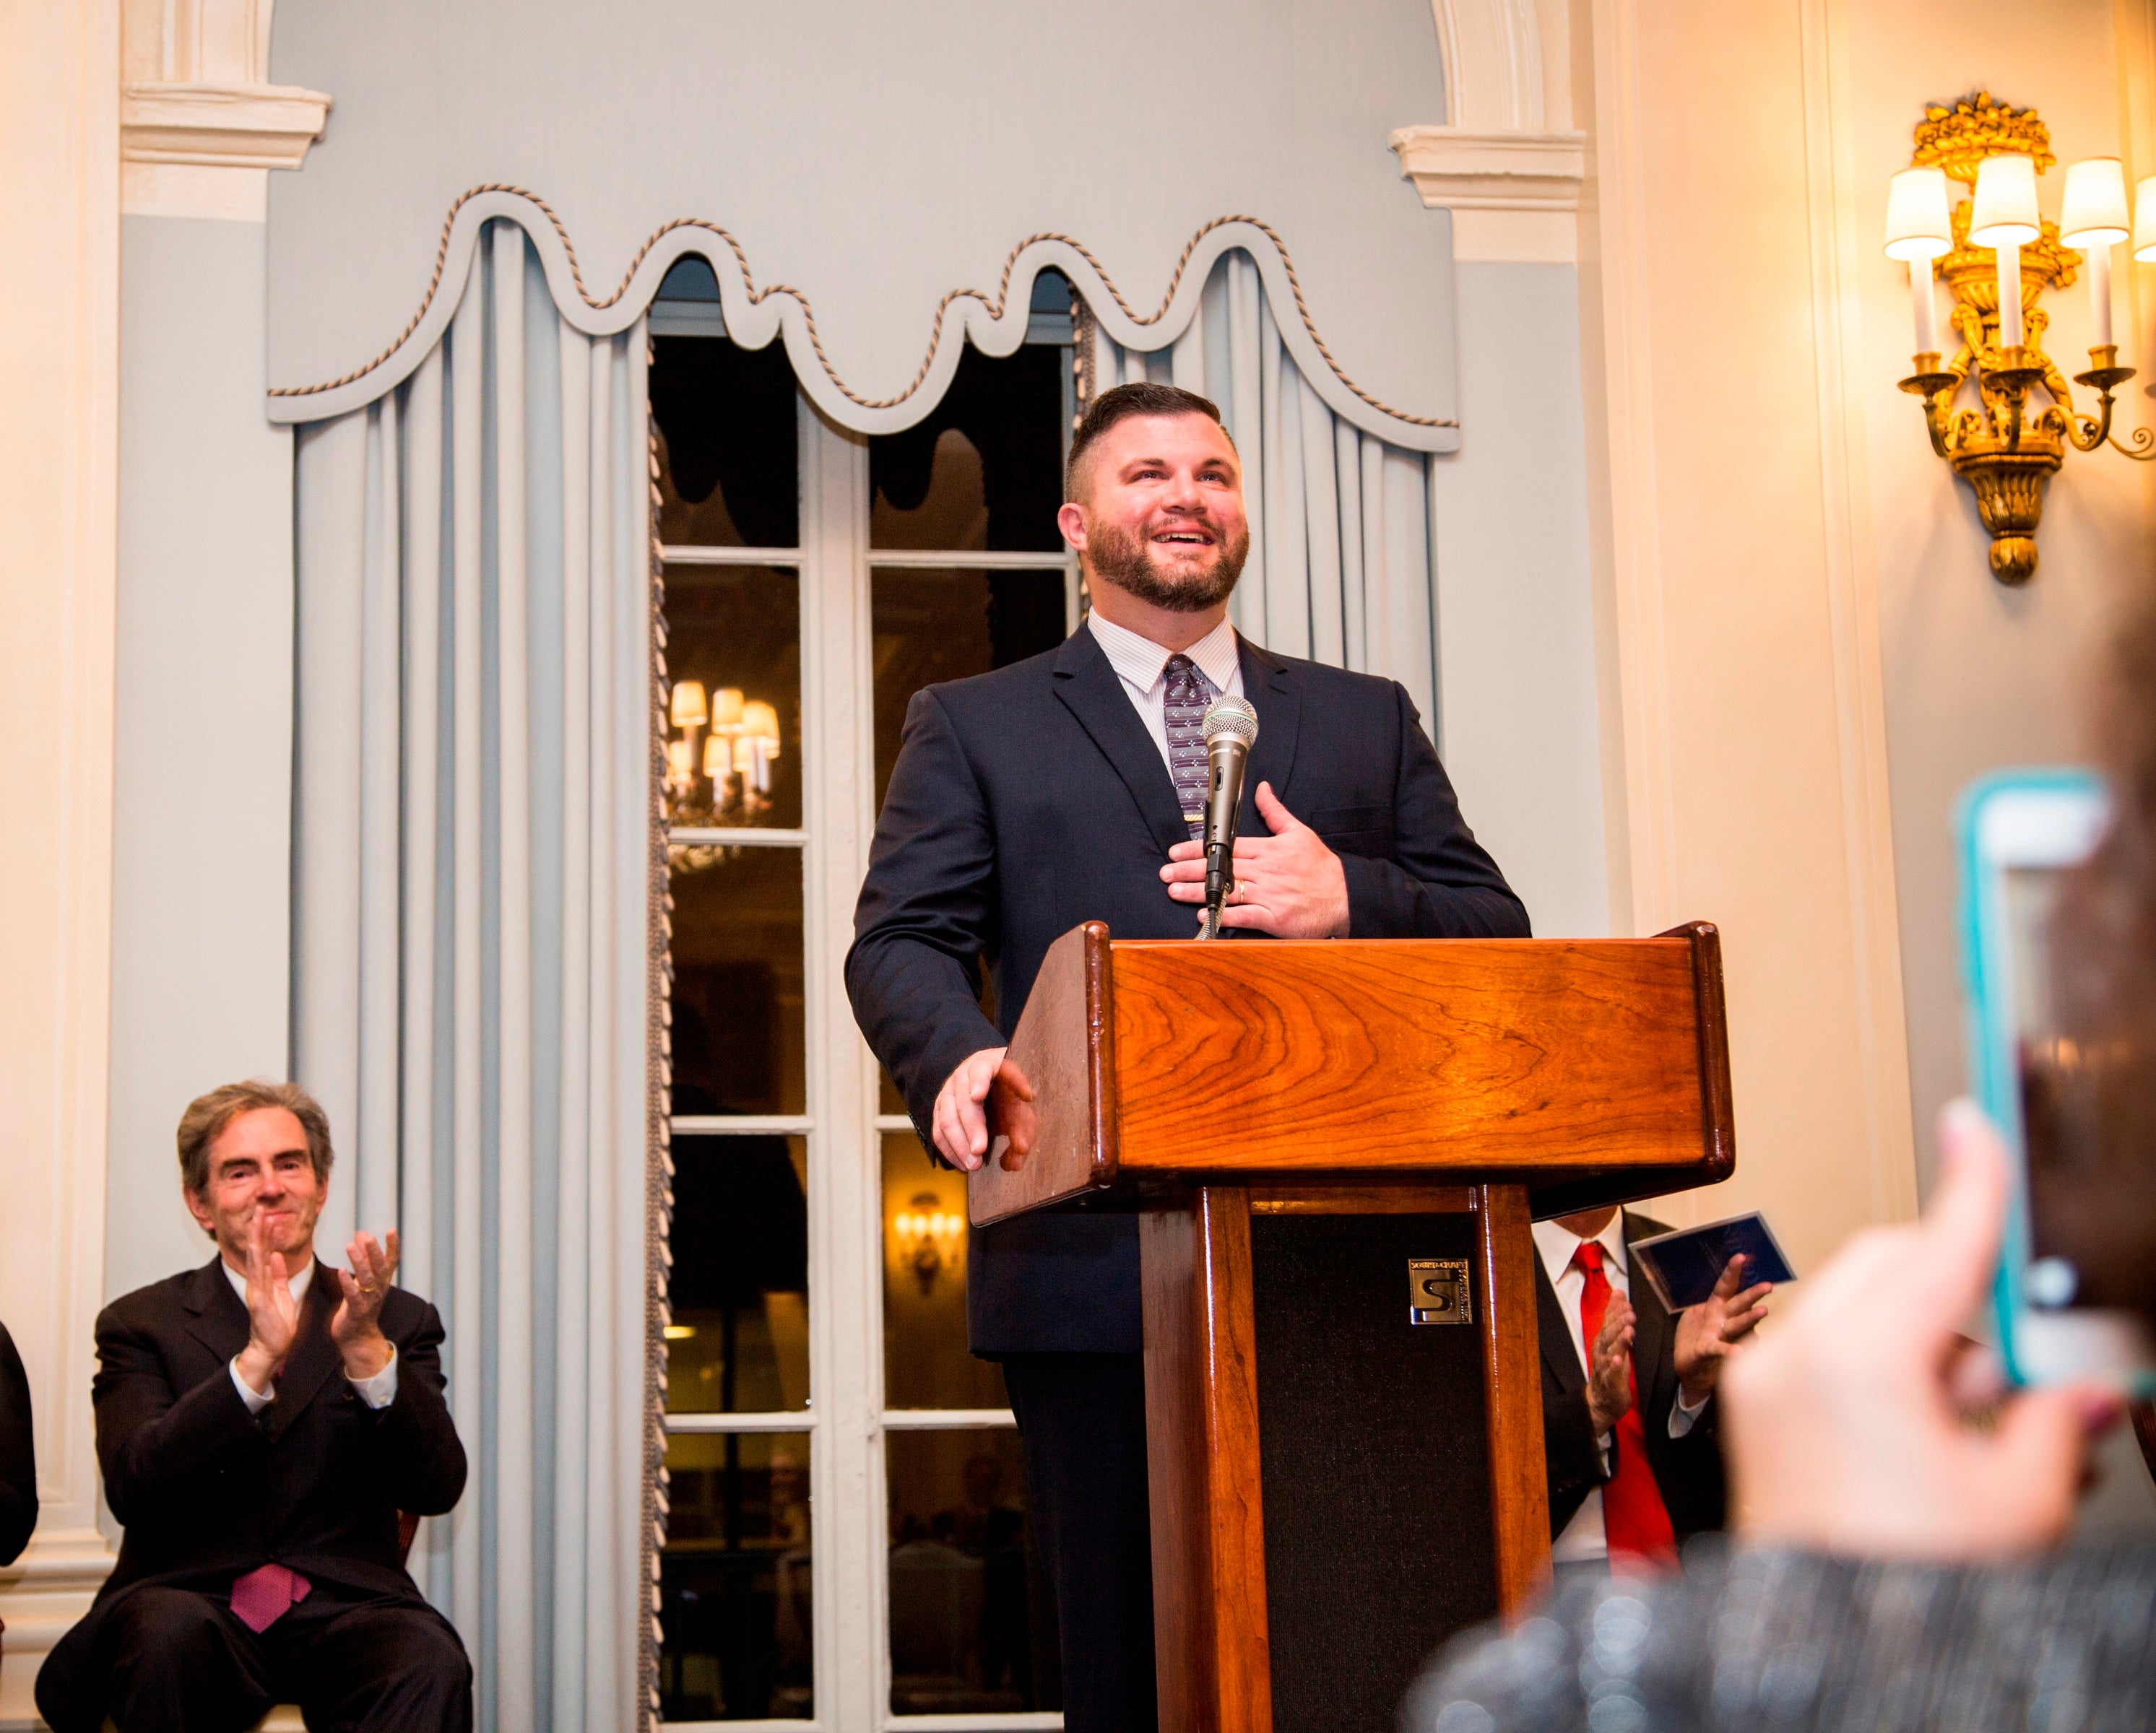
1250,1212,1499,1733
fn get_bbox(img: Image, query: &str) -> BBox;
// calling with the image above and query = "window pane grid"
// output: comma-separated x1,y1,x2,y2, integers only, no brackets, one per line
672,1117,815,1136
866,550,1076,571
878,1412,1016,1430
670,828,810,848
662,545,806,566
668,1412,823,1434
659,319,1074,1729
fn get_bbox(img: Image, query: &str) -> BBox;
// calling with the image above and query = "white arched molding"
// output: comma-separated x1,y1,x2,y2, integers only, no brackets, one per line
1390,0,1586,264
262,191,1461,451
121,0,328,221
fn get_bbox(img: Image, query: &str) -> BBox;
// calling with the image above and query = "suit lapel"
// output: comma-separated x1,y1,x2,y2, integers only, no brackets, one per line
1051,628,1190,857
1624,1213,1674,1393
1237,638,1302,832
1534,1253,1587,1395
264,1261,343,1439
183,1257,252,1366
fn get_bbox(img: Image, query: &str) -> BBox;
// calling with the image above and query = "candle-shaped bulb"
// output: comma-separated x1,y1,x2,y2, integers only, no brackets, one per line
1886,166,1953,360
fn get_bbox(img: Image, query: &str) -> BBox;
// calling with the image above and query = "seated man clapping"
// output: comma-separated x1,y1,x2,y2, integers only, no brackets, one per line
37,1080,470,1732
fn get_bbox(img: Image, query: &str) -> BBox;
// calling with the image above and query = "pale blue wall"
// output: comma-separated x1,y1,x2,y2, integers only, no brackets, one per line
1432,261,1609,939
107,214,295,1303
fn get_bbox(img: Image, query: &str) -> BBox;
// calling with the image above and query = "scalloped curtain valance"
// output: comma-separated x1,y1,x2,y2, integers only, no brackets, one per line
264,0,1459,446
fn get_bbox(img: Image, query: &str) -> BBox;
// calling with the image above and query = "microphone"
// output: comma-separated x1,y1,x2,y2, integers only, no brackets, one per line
1198,695,1259,941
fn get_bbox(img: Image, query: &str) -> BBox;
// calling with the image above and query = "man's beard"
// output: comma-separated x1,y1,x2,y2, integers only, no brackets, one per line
1087,516,1250,613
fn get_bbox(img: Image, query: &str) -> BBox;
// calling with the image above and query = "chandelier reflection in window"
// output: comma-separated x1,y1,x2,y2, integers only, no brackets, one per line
666,679,782,828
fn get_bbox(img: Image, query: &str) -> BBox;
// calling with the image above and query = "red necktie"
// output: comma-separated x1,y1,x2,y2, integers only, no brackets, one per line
1572,1239,1677,1573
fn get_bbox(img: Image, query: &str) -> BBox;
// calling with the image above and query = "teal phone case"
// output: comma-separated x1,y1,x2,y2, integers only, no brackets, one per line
1956,767,2111,1388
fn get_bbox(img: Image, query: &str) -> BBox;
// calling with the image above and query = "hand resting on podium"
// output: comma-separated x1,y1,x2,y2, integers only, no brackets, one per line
931,1046,1037,1171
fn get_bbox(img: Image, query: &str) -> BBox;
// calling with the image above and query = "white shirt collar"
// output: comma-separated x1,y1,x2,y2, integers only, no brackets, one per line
222,1255,315,1304
1086,610,1242,698
1531,1213,1628,1287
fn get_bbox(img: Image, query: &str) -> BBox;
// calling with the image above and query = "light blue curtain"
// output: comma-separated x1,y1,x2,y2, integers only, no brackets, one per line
1095,251,1446,742
290,220,650,1732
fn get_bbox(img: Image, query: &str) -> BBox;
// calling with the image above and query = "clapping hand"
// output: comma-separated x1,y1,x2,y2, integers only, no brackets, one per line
1674,1254,1773,1404
1585,1293,1637,1435
233,1213,302,1393
330,1230,398,1380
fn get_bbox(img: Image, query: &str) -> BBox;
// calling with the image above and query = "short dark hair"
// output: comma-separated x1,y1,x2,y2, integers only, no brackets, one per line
1065,381,1231,502
177,1078,335,1199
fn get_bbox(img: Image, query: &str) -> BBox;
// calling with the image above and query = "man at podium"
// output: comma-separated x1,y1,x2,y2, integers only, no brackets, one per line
847,381,1528,1732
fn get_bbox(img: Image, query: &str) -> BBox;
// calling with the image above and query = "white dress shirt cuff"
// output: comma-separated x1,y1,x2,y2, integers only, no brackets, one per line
350,1345,399,1410
230,1358,273,1415
230,1345,399,1412
1668,1384,1709,1438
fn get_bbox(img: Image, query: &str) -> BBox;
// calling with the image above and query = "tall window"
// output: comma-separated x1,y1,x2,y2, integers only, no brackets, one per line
652,259,1078,1729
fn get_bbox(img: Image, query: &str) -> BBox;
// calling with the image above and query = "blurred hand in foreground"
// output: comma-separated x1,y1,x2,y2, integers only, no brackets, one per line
1725,1099,2122,1559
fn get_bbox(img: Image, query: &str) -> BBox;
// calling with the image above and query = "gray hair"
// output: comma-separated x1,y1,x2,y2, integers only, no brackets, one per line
176,1078,335,1199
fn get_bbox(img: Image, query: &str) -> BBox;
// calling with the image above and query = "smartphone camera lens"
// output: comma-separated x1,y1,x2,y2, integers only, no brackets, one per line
2026,1256,2079,1309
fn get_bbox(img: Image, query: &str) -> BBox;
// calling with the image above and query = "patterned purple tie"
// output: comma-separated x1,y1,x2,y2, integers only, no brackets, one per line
1163,653,1217,839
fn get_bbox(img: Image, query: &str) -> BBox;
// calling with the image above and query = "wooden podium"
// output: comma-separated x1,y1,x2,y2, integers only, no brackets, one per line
969,921,1734,1733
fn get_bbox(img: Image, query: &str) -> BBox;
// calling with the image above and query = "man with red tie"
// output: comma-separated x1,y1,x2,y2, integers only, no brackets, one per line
1534,1205,1772,1577
36,1080,469,1732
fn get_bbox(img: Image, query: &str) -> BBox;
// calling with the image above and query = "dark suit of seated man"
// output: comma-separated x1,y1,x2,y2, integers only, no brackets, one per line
36,1080,470,1733
1535,1205,1772,1576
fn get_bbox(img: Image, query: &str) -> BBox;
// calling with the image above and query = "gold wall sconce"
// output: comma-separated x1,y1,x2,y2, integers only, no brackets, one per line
893,1194,964,1297
1889,93,2152,584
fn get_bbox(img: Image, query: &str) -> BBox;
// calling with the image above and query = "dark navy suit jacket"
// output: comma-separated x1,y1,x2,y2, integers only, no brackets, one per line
846,626,1530,1355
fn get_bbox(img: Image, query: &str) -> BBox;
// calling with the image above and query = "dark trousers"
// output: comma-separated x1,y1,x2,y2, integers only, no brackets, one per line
56,1578,471,1733
1001,1350,1158,1733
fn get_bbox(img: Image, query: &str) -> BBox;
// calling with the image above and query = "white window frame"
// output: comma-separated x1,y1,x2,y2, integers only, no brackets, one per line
659,374,1078,1732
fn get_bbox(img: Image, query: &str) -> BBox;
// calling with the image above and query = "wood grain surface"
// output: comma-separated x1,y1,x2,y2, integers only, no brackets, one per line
968,921,1118,1225
1525,921,1738,1218
1473,1182,1551,1611
1112,937,1707,1175
1248,1183,1474,1215
1143,1187,1273,1733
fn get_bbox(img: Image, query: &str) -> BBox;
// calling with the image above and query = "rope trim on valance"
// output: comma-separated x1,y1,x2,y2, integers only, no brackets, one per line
264,186,1460,451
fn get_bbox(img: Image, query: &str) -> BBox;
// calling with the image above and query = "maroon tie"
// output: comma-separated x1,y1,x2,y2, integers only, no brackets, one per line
230,1561,312,1633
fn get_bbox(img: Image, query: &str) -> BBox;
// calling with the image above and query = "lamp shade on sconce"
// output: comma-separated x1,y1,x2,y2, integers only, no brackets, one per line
2061,158,2130,247
1971,153,2042,247
2135,176,2156,261
741,699,780,747
713,686,745,727
1884,166,1954,259
670,679,708,729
